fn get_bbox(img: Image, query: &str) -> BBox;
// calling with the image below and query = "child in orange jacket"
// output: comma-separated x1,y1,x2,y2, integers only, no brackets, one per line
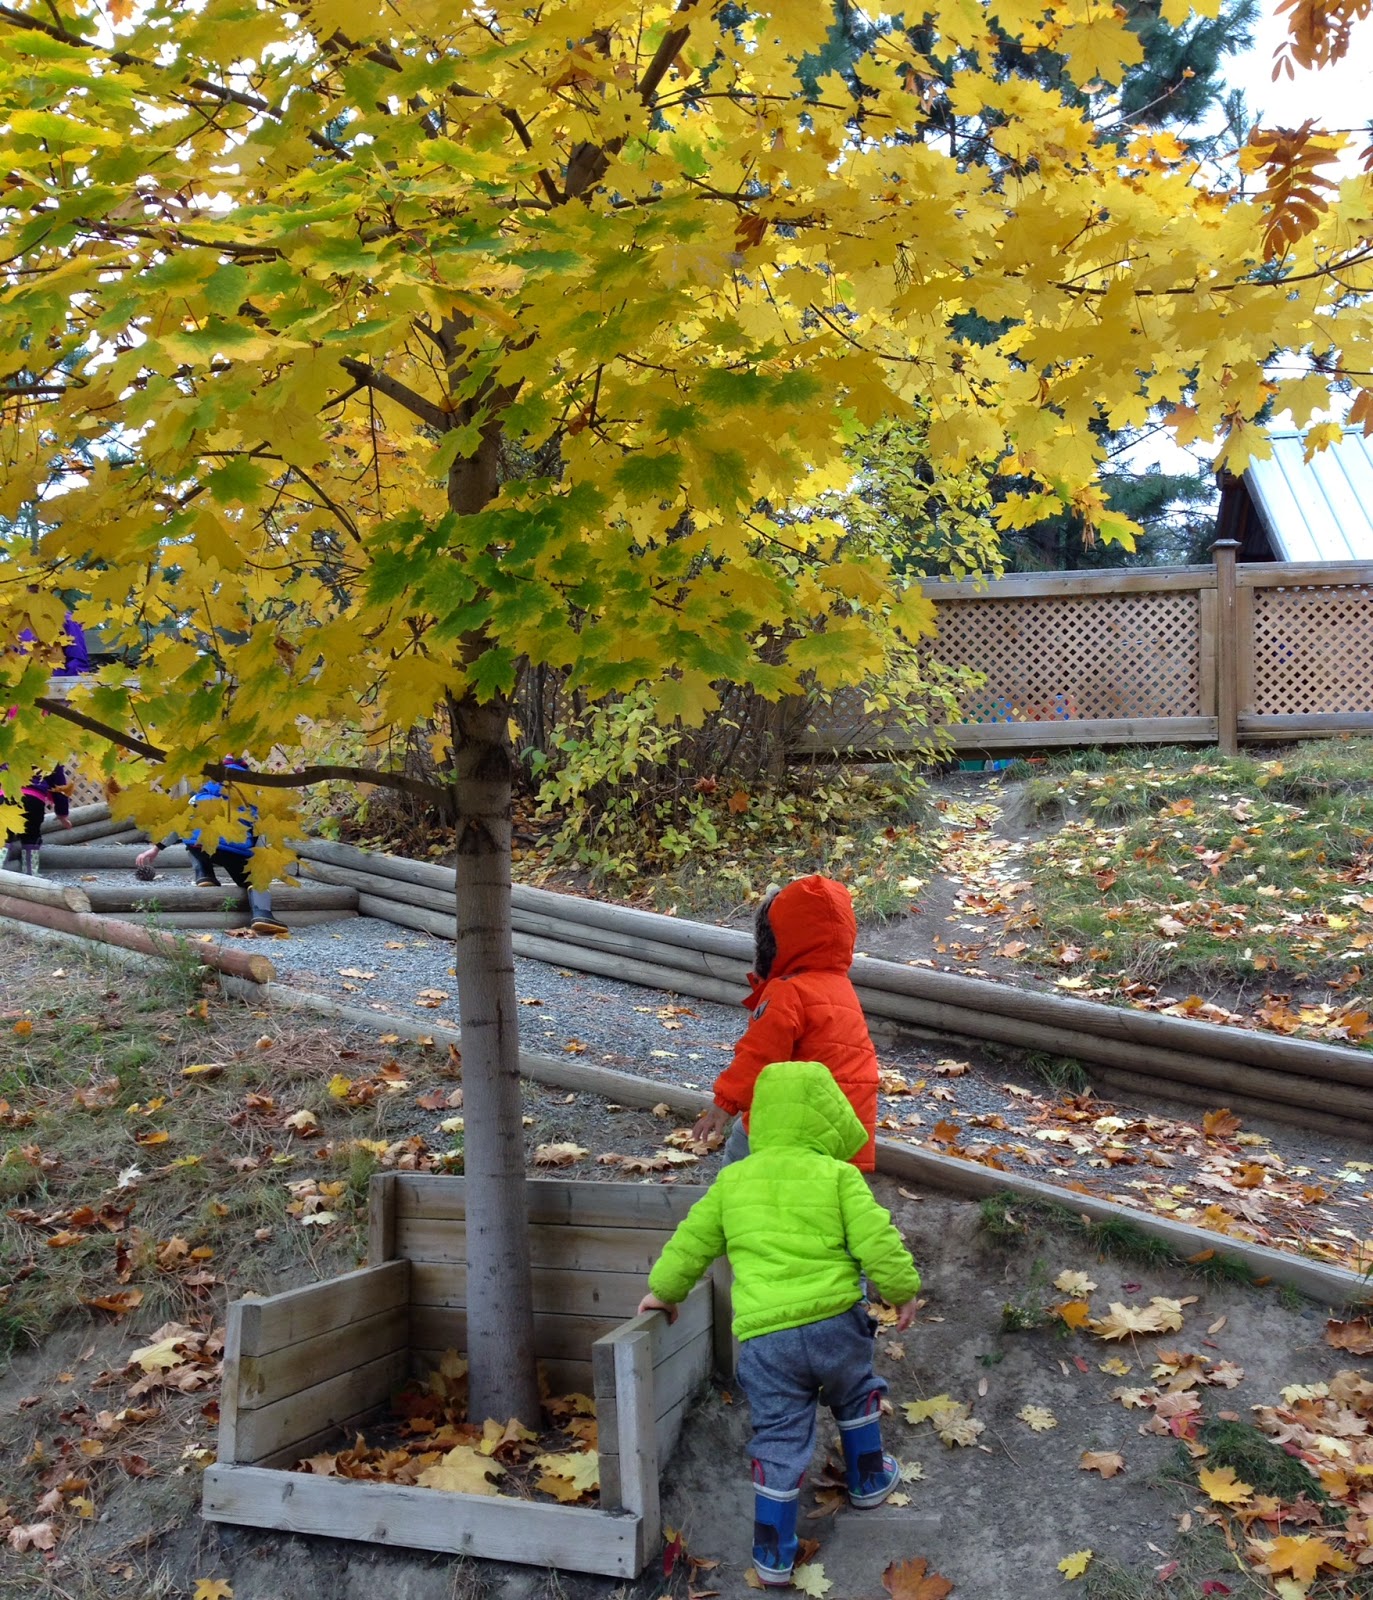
693,875,879,1170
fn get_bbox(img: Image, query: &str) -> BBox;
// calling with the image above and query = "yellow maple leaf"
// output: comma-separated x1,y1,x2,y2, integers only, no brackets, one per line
902,1394,955,1425
530,1448,599,1495
1058,1550,1092,1581
416,1446,502,1496
792,1561,832,1597
1018,1405,1058,1432
1053,1270,1097,1296
1199,1466,1254,1507
1252,1534,1356,1584
193,1582,234,1600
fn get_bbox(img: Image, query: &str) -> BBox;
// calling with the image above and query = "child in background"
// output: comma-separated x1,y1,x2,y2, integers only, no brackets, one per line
2,752,72,874
135,758,288,937
640,1060,921,1586
693,875,879,1169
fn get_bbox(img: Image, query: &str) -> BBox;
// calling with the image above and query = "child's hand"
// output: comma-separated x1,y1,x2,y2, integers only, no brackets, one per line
691,1106,731,1144
895,1296,923,1332
637,1293,679,1324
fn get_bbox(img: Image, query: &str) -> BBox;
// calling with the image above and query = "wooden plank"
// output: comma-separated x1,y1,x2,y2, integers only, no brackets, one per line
655,1328,713,1424
1213,540,1240,755
409,1262,647,1321
411,1351,594,1398
249,1404,388,1471
613,1330,660,1553
1237,560,1373,588
392,1175,704,1230
217,1302,245,1465
710,1262,736,1382
396,1218,674,1276
368,1173,397,1266
233,1349,410,1465
942,716,1217,751
919,566,1216,599
411,1305,623,1362
794,716,1220,755
1240,712,1373,737
410,1282,711,1367
200,1465,643,1577
1235,583,1256,717
238,1307,408,1413
236,1261,409,1357
1197,587,1218,717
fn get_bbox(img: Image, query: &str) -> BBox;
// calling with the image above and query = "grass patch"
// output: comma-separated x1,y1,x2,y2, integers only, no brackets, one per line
1010,738,1373,1005
1197,1418,1335,1509
976,1192,1258,1289
1084,1527,1265,1600
1024,1052,1090,1093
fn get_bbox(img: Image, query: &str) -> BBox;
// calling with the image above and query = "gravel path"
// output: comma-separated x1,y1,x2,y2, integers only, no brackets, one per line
36,863,1373,1271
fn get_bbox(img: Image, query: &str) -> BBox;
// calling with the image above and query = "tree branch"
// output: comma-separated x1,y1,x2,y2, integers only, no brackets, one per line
337,357,452,431
34,696,450,802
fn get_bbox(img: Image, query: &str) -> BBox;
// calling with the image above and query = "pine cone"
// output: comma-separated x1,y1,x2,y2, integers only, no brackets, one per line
134,864,157,882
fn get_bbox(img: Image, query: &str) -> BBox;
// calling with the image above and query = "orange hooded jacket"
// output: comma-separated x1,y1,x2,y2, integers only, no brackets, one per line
711,875,878,1170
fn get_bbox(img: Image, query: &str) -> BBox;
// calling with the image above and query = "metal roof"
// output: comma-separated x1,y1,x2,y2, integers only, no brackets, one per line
1244,427,1373,562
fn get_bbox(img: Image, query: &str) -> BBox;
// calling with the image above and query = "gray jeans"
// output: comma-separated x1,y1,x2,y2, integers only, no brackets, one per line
736,1303,886,1485
721,1115,751,1166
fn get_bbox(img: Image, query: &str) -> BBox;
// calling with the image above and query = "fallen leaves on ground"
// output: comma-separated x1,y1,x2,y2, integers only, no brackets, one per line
192,1582,234,1600
791,1561,832,1597
882,1556,955,1598
1078,1451,1124,1478
1198,1465,1254,1507
1057,1551,1092,1581
1017,1405,1058,1432
1324,1316,1373,1355
1088,1297,1191,1340
417,1446,502,1496
532,1142,587,1167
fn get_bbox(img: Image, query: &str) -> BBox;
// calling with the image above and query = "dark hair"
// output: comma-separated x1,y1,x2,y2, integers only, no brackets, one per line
753,889,779,980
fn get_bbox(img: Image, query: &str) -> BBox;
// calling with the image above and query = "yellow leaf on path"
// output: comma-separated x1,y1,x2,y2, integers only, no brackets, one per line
1054,1270,1097,1296
1199,1465,1254,1506
1058,1551,1093,1580
1099,1358,1132,1377
882,1556,953,1599
327,1074,353,1098
902,1395,954,1425
535,1472,583,1503
1055,1300,1092,1329
1089,1299,1186,1340
792,1561,832,1597
1018,1405,1057,1432
531,1448,598,1494
416,1446,502,1495
193,1583,234,1600
1079,1451,1125,1478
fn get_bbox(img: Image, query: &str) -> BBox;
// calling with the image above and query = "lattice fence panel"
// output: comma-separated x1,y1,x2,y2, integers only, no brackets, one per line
935,592,1203,721
1252,584,1373,715
801,589,1204,748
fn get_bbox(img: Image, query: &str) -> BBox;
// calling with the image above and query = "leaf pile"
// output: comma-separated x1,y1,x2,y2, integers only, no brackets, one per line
289,1351,601,1507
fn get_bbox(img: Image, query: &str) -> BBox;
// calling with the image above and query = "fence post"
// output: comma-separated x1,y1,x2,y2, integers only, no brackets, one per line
1212,539,1240,756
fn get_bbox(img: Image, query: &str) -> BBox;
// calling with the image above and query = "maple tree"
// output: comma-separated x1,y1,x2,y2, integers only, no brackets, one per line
3,0,1372,1419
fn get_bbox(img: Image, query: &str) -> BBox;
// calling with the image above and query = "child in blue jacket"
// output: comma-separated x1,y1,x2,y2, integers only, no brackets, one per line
136,759,287,936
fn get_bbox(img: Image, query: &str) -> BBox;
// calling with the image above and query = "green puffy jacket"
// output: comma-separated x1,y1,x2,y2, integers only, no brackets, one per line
647,1060,922,1341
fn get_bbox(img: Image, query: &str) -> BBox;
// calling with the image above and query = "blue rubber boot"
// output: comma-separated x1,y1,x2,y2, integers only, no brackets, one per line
838,1397,900,1509
751,1460,799,1586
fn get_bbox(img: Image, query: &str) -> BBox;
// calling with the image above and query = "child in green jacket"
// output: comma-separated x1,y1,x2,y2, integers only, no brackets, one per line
638,1059,922,1587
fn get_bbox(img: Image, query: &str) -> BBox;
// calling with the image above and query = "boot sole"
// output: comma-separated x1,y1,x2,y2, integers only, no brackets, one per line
753,1567,794,1587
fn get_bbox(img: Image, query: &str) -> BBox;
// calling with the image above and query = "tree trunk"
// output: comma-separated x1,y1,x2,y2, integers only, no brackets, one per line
447,687,542,1426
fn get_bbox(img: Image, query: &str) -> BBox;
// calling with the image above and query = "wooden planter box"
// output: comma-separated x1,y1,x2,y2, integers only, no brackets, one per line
202,1175,732,1578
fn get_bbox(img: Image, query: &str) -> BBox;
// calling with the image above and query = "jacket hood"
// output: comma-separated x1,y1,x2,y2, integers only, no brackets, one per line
767,875,857,978
748,1060,868,1162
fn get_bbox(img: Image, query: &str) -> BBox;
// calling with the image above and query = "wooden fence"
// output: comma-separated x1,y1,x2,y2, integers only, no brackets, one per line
795,544,1373,758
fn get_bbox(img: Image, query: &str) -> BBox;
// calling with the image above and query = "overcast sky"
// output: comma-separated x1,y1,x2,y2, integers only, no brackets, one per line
1225,4,1373,136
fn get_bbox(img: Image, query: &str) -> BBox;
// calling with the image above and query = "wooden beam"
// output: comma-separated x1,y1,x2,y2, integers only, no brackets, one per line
201,1465,643,1576
0,869,91,913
